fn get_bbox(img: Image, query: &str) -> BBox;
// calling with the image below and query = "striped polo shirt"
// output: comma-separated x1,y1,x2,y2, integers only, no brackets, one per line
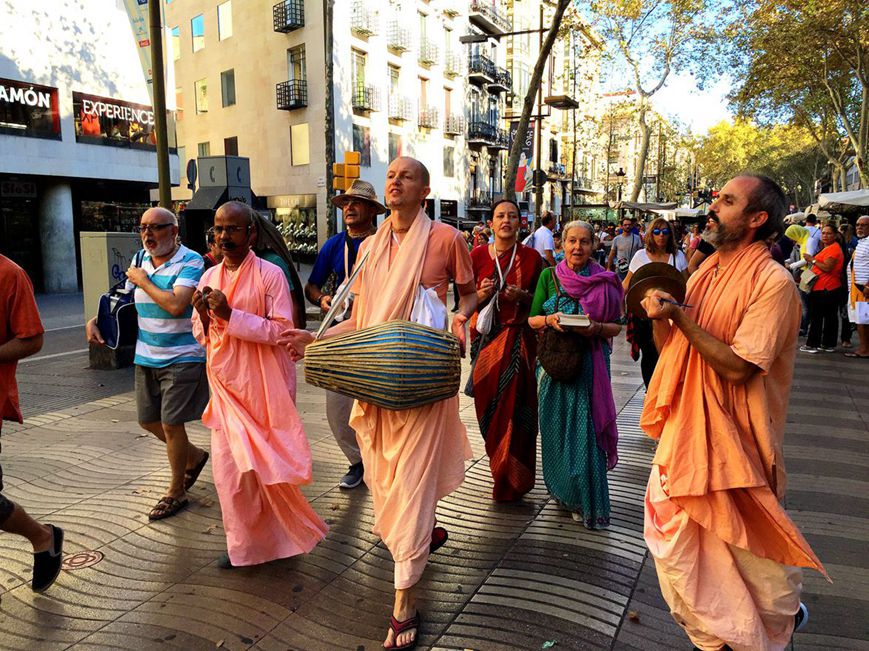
128,244,206,368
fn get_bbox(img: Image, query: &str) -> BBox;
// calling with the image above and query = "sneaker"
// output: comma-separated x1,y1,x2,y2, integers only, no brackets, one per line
339,462,364,489
32,524,64,593
794,601,809,632
821,346,837,352
799,345,820,354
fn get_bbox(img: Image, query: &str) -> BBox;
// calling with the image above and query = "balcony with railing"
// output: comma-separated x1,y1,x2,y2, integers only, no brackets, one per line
442,0,461,17
467,120,497,146
387,21,411,52
444,113,464,135
488,66,512,93
352,85,381,112
444,51,462,77
419,106,440,129
388,96,414,121
418,37,440,66
273,0,304,33
488,128,509,150
276,79,307,110
351,2,378,36
468,0,510,35
468,54,496,85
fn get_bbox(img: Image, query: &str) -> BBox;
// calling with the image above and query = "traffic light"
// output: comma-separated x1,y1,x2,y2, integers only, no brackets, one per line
333,151,361,191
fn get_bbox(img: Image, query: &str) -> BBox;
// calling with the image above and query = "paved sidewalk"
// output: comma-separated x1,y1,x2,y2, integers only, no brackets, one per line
0,338,866,650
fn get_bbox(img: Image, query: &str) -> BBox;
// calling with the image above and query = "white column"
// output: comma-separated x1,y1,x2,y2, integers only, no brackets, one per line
38,181,77,293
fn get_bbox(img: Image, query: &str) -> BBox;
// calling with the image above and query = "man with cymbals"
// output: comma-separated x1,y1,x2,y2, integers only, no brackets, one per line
281,157,477,650
304,180,383,490
639,174,825,650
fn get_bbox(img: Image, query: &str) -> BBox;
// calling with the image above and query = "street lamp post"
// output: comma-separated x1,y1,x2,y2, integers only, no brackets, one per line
615,167,626,221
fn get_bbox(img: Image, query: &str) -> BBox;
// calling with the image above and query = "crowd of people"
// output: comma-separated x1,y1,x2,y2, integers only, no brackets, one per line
4,157,866,650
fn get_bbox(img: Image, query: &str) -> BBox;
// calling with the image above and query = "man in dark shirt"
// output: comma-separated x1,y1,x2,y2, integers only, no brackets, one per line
304,180,384,489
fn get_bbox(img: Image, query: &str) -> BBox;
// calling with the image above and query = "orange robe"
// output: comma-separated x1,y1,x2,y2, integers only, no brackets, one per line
334,209,474,589
641,242,826,650
193,252,327,566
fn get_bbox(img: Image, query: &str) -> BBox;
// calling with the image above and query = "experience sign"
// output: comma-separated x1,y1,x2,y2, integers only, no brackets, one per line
72,91,176,151
0,78,61,140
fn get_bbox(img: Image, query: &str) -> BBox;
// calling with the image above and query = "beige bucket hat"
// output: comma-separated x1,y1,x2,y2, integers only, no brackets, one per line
330,179,387,214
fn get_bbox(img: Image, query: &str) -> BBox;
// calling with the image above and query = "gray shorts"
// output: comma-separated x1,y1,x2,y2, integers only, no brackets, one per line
135,363,210,426
0,434,13,524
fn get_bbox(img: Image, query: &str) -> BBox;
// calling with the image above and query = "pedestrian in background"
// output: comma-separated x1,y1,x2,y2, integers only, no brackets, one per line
469,199,543,502
86,208,210,521
845,215,869,358
0,254,64,593
529,220,623,528
607,216,643,280
801,224,845,354
202,227,222,270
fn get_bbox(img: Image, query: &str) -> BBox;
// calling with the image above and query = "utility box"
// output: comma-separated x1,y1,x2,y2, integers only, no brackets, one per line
80,232,141,369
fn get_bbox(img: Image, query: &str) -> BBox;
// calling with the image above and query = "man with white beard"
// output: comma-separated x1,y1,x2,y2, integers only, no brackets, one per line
86,207,210,521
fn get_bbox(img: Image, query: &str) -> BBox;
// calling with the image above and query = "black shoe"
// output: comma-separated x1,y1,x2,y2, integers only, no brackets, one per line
217,553,235,569
339,462,364,489
32,524,64,593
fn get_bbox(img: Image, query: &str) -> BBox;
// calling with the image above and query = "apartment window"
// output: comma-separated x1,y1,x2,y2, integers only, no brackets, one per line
549,139,558,163
197,141,210,157
288,45,306,81
218,1,233,40
177,145,185,174
470,89,480,121
194,78,208,113
488,97,499,125
220,69,236,107
389,133,402,162
444,87,452,117
171,26,181,61
175,87,183,121
291,123,309,165
389,65,400,94
444,26,452,53
352,124,372,166
224,136,238,156
443,144,455,177
191,14,205,52
418,12,427,37
419,77,428,106
352,50,366,90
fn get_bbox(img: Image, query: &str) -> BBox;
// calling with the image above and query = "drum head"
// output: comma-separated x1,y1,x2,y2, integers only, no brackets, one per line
625,276,687,318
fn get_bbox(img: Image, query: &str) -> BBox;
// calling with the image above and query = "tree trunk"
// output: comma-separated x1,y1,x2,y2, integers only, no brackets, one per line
630,99,650,202
503,0,571,202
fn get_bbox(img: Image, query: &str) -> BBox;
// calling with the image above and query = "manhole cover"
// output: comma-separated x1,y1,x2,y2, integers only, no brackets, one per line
62,550,104,570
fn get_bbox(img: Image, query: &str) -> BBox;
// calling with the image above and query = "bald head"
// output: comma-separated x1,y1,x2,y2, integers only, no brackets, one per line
215,200,255,226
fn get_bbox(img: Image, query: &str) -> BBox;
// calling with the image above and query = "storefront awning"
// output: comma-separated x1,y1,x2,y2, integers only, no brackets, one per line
185,186,227,211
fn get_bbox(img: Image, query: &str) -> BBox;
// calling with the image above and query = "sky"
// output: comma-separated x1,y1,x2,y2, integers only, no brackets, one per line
654,71,734,135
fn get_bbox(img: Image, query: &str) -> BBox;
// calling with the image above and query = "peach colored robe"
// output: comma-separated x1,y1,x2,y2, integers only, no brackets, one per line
331,210,474,589
641,242,826,650
193,252,327,566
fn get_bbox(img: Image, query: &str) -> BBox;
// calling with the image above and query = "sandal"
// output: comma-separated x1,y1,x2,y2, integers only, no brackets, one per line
184,451,210,490
385,610,420,650
429,526,448,554
148,496,189,521
844,352,869,359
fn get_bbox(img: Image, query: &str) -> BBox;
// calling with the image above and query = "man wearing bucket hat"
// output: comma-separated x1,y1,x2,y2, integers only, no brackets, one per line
304,179,383,489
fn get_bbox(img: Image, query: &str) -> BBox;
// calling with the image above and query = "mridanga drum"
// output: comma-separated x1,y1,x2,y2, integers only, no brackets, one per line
304,320,461,410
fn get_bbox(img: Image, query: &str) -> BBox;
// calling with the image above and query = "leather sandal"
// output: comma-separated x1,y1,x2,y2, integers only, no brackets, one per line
184,451,210,490
385,610,420,650
148,496,189,521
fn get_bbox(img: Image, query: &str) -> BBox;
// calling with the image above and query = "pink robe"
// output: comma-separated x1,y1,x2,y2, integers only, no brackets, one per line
193,252,327,566
329,210,474,589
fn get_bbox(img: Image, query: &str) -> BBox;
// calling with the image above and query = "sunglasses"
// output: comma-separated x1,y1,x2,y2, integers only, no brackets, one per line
652,228,671,235
138,223,174,234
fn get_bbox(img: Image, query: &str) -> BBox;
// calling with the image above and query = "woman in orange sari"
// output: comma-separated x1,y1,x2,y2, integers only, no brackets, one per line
469,199,543,501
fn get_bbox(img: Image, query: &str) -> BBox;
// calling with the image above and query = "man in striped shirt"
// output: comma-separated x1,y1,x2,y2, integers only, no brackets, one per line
87,208,210,520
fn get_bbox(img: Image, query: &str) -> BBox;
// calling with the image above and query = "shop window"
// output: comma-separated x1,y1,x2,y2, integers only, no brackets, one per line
389,132,402,162
198,141,211,157
192,14,205,52
269,194,318,260
218,1,233,40
291,123,310,165
353,124,371,167
194,78,208,113
220,69,236,107
171,27,181,61
224,136,238,156
443,144,455,177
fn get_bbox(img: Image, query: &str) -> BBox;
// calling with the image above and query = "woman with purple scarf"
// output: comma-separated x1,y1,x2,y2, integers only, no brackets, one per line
529,220,624,528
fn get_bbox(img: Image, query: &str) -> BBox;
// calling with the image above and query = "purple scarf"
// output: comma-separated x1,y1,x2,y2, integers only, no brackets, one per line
554,260,624,469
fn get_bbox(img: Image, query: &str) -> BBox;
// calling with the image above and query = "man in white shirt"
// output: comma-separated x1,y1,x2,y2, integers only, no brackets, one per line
523,211,556,266
804,214,822,255
846,215,869,358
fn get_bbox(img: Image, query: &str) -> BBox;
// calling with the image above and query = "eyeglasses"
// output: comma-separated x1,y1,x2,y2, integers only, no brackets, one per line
212,225,250,235
652,228,671,235
138,223,174,234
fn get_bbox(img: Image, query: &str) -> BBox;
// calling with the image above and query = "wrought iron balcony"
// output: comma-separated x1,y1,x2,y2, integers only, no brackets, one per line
444,51,462,77
273,0,304,33
442,1,461,17
468,0,510,35
352,85,381,111
419,106,440,129
467,120,497,146
488,128,509,150
444,113,464,135
276,79,307,110
488,66,512,93
388,96,414,121
418,37,440,66
351,2,378,36
468,54,496,85
387,21,411,52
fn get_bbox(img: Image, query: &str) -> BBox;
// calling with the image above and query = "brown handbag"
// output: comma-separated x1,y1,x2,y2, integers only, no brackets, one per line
537,271,587,381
